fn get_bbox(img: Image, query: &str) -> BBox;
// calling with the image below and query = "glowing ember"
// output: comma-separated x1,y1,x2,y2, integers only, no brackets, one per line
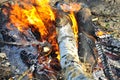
7,0,59,53
96,30,105,36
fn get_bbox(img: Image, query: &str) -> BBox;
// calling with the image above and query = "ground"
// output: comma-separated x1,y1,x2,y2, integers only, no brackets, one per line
78,0,120,39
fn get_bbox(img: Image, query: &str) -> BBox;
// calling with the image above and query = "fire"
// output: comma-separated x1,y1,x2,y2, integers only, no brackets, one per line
59,2,81,44
7,0,59,52
69,12,78,42
6,1,80,60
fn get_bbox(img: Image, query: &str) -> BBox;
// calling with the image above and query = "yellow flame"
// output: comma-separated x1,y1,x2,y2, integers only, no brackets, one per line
7,0,59,54
69,12,78,42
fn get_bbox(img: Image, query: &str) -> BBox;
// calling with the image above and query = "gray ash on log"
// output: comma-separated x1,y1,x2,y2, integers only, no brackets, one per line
0,2,29,79
95,33,120,79
95,42,117,80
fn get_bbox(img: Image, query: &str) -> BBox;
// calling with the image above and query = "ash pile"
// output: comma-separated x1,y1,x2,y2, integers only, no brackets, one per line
0,0,120,80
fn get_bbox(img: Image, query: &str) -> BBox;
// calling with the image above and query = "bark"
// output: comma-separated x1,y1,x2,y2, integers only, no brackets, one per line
56,12,91,80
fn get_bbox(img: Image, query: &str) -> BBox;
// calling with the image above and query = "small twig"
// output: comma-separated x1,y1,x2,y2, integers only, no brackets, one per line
17,65,35,80
0,40,45,46
17,69,30,80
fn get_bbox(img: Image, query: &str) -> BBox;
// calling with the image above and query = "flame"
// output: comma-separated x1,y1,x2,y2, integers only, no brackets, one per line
6,1,80,60
60,2,80,43
69,12,78,42
7,0,59,52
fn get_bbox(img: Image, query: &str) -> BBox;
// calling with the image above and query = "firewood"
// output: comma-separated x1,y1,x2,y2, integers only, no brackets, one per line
56,12,91,80
74,4,98,77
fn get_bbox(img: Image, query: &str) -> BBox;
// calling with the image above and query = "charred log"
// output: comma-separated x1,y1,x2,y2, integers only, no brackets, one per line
95,42,117,80
96,34,120,79
75,4,97,73
99,35,120,58
20,50,38,66
75,4,96,37
78,32,97,72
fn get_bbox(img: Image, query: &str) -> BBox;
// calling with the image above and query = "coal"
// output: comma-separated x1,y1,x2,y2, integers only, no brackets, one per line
20,50,38,66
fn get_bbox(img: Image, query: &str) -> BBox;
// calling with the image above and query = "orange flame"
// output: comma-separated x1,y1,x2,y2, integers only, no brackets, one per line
96,30,105,36
6,1,80,60
7,0,58,52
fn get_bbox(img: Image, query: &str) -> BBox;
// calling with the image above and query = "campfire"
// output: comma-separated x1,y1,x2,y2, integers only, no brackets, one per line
5,0,59,55
0,0,120,80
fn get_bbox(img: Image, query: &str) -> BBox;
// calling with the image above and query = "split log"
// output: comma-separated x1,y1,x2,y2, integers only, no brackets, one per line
56,12,91,80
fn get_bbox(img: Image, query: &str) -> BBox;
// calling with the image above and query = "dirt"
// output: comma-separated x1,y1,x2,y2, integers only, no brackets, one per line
78,0,120,39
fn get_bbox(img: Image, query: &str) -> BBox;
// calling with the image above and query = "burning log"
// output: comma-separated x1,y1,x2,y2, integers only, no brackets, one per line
55,12,91,80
